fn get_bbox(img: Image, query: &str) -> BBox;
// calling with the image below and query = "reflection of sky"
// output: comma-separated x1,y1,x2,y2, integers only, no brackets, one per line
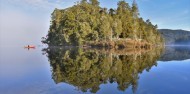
0,0,190,46
0,47,54,94
137,59,190,94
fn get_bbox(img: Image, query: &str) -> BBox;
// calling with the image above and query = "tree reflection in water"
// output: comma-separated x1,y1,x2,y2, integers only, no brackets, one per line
42,47,163,93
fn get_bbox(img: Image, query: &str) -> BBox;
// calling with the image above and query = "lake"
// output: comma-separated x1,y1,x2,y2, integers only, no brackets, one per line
0,46,190,94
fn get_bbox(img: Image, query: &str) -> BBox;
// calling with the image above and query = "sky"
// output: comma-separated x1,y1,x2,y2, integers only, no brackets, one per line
0,0,190,46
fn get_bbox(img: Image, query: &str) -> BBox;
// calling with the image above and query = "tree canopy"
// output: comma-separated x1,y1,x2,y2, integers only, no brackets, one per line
42,0,164,46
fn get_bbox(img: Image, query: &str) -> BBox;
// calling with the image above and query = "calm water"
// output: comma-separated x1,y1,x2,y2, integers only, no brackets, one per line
0,46,190,94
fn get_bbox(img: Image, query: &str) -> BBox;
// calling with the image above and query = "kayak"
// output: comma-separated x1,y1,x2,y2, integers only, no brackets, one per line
24,46,35,48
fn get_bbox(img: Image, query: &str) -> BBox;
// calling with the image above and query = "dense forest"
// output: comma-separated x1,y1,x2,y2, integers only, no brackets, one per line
43,47,163,93
42,0,164,47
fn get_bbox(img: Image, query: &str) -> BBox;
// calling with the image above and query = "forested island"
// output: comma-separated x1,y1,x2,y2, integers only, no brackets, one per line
42,0,164,48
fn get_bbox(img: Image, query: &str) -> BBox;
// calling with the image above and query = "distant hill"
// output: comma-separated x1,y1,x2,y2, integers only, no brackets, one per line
159,29,190,45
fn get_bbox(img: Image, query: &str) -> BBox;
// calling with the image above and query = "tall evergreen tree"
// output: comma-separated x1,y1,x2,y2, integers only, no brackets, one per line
132,0,139,39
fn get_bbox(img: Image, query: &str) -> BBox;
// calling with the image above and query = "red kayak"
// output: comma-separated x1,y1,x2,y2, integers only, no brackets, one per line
24,45,35,48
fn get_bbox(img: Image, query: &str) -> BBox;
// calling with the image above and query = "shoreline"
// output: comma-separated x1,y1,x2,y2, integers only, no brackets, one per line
46,39,164,50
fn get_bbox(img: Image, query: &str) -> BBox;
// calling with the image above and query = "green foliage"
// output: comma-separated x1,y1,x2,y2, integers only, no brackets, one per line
42,0,164,46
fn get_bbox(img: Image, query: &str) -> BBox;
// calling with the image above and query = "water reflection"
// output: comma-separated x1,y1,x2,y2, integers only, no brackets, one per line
160,46,190,61
43,47,163,93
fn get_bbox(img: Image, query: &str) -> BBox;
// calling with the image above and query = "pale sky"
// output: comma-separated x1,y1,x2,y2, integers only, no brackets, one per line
0,0,190,46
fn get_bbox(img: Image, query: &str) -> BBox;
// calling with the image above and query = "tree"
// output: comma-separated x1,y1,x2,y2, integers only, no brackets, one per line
81,0,87,4
89,0,99,6
109,8,115,16
112,17,122,39
99,15,111,40
132,0,139,39
116,1,134,38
